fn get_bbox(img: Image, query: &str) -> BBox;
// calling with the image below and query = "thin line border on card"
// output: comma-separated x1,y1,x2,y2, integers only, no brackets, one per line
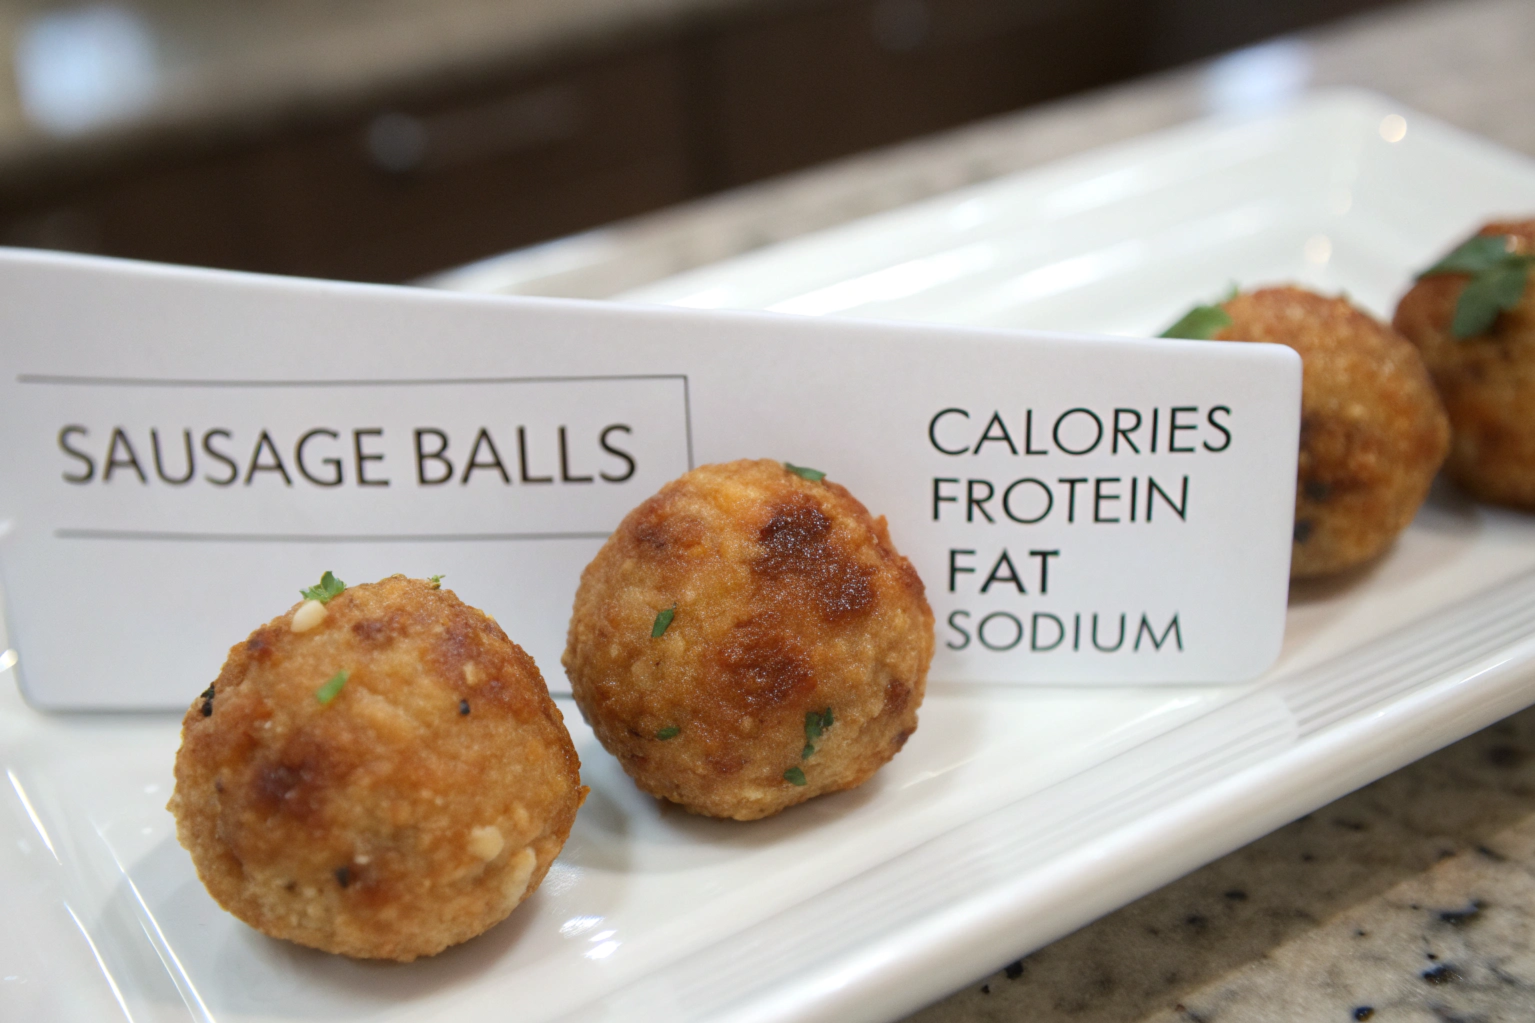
18,372,684,388
54,529,612,543
18,370,697,470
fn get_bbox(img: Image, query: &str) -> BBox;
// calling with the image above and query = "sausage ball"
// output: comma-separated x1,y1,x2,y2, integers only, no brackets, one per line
1213,287,1449,578
1394,220,1535,508
169,575,584,961
563,459,933,821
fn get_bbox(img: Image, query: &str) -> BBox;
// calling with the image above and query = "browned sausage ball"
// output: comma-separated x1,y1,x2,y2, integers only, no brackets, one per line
563,459,934,821
1213,287,1449,578
1394,220,1535,508
169,575,584,961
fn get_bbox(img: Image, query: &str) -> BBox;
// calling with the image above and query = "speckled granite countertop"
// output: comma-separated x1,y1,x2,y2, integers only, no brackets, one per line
429,1,1535,1019
913,707,1535,1023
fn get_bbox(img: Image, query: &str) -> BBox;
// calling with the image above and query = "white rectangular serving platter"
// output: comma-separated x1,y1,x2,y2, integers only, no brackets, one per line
6,90,1535,1023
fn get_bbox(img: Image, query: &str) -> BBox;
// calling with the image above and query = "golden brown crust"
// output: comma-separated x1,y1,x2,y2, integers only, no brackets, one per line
1215,287,1449,578
1393,220,1535,508
168,575,584,961
563,459,934,820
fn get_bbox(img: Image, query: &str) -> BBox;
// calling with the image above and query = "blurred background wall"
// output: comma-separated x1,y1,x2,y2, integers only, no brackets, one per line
0,0,1407,283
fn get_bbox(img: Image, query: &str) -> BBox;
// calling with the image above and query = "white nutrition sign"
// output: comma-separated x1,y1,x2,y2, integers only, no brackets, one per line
0,249,1300,709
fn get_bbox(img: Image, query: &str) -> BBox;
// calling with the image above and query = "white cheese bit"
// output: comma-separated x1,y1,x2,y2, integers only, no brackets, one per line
353,854,371,865
291,600,327,633
503,846,537,901
468,825,504,861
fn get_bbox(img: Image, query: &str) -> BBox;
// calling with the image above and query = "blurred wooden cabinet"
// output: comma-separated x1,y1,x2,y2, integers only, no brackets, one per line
0,46,695,282
251,48,696,281
691,0,1143,187
0,0,1401,282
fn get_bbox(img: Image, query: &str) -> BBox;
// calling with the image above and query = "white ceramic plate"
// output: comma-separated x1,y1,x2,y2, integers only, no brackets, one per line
7,91,1535,1023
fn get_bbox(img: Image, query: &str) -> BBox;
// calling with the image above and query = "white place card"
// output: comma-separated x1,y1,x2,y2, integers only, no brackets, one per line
0,249,1300,709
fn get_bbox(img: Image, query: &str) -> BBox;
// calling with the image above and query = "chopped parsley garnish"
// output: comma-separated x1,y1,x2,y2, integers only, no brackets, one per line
300,571,346,604
785,463,826,482
1418,234,1534,338
428,574,445,590
1455,261,1532,337
1419,234,1514,276
656,725,681,740
802,708,834,758
1160,295,1235,339
783,766,807,786
316,670,349,704
1159,284,1240,340
651,606,676,638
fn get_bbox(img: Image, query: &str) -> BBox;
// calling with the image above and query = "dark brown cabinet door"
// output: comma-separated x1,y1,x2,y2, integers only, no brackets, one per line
0,46,695,282
248,47,695,281
689,0,1147,188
